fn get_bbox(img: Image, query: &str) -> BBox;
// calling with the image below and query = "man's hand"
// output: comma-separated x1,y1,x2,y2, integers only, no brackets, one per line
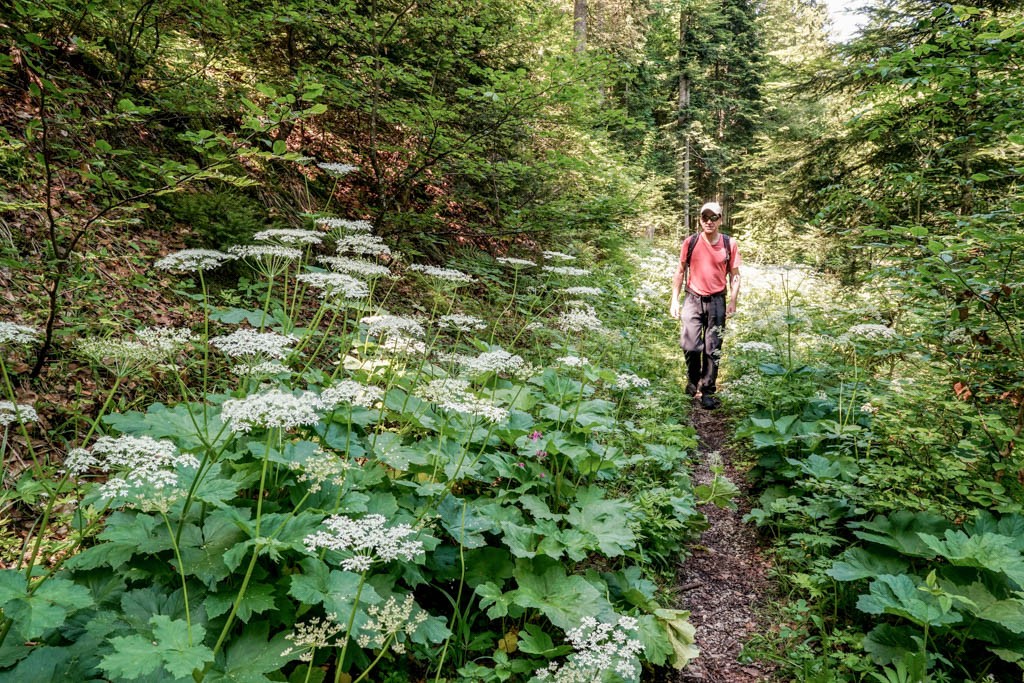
727,301,737,317
670,298,681,319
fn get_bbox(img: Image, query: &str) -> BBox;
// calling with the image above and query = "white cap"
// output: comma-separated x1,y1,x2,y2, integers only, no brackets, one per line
699,201,723,216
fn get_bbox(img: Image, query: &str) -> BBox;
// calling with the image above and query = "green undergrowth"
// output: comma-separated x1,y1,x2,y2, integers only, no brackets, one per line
721,264,1024,682
0,208,731,681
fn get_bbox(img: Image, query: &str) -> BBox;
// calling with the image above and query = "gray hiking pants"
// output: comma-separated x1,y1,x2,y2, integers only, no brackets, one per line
680,290,726,395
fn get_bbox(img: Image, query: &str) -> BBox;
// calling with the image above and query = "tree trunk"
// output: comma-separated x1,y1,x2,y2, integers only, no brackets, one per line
574,0,587,53
677,4,692,238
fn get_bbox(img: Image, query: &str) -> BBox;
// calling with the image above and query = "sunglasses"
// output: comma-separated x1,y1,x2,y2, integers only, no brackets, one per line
700,213,721,222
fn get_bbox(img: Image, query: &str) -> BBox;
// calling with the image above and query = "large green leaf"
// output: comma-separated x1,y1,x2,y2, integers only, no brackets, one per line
206,622,299,682
509,558,604,630
919,531,1024,587
856,574,962,628
862,623,923,666
850,511,951,558
101,616,213,680
940,580,1024,634
828,547,911,582
566,487,636,557
2,577,94,640
103,402,229,451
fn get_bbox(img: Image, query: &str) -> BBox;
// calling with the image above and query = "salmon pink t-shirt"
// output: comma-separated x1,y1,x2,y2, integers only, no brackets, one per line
682,234,741,296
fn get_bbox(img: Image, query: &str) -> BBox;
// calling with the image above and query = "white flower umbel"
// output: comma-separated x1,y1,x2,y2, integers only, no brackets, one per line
290,451,351,494
210,329,298,360
458,349,526,376
317,162,359,176
495,256,536,268
77,338,163,375
356,594,428,654
228,245,303,261
379,335,428,356
542,265,591,277
65,435,199,505
556,355,589,368
221,389,321,433
304,513,424,570
559,286,603,297
614,372,651,391
735,341,775,354
632,282,663,310
230,360,290,377
0,401,38,427
407,263,475,285
135,326,197,354
542,250,576,262
316,380,385,409
416,378,509,423
315,217,373,233
360,315,425,339
296,272,370,299
336,234,392,258
0,322,40,345
535,615,644,682
438,314,487,332
844,324,897,341
253,229,324,246
554,307,603,333
154,249,237,273
281,614,344,662
318,255,391,278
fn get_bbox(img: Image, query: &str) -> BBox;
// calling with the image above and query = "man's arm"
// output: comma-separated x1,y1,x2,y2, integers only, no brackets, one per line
670,253,686,319
727,268,741,317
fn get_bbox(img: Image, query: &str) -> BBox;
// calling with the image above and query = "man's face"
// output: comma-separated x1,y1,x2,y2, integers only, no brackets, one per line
700,212,721,233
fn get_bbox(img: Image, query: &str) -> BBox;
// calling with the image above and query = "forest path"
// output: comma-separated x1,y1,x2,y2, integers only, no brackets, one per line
672,401,777,682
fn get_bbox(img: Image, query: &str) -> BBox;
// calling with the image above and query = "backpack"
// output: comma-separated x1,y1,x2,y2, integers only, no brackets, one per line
685,233,732,274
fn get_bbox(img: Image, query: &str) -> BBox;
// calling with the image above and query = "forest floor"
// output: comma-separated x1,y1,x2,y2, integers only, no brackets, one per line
672,398,777,682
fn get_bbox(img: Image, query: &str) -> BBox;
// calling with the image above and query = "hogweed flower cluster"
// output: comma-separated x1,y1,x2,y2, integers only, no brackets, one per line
318,255,391,278
290,451,351,494
735,341,775,354
135,326,197,354
556,355,589,368
408,263,474,285
534,615,644,682
316,380,385,409
281,614,345,662
221,389,320,433
253,229,324,245
542,266,591,277
0,322,40,345
357,594,428,653
154,249,236,273
559,287,603,297
317,162,359,176
614,372,651,391
438,314,487,332
336,234,392,258
416,378,509,423
296,272,370,299
303,513,424,571
227,244,304,262
495,256,536,268
543,251,576,262
65,435,199,506
361,315,425,339
315,217,373,233
554,307,603,333
458,349,527,377
844,324,897,341
77,337,163,375
0,401,38,427
210,329,297,360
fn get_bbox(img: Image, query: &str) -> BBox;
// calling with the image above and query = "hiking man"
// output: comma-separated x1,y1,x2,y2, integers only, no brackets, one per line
669,201,742,410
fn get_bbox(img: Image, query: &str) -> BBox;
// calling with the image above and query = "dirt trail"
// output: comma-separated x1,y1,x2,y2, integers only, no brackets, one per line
671,404,777,682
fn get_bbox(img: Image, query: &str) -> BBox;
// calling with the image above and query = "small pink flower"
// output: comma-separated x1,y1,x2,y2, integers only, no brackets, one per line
529,430,542,441
538,472,546,478
515,462,525,468
535,450,548,460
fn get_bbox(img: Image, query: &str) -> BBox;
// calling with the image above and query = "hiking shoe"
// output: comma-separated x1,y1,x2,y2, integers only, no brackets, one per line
701,394,720,410
685,382,698,397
